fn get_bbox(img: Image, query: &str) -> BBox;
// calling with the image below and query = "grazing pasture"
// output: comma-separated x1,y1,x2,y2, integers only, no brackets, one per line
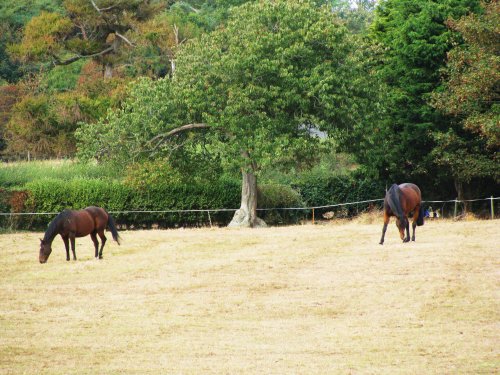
0,220,498,374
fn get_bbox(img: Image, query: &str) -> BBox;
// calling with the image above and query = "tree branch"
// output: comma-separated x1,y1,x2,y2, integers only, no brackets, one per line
177,2,200,13
90,0,116,13
52,46,115,65
149,123,210,143
115,32,135,47
146,123,211,153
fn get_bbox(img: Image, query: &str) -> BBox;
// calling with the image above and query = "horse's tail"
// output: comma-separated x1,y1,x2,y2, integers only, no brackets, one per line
417,203,425,226
107,213,121,245
386,184,405,221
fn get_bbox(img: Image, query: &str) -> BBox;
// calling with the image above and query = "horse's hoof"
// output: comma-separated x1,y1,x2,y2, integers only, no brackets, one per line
379,241,384,245
99,256,103,259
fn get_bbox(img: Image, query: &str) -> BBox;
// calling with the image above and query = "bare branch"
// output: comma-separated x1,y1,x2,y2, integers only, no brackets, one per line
78,24,88,40
90,0,101,13
115,32,135,47
52,46,115,65
89,0,116,13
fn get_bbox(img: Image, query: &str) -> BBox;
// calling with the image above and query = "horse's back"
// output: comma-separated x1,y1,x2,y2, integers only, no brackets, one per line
84,206,109,231
399,183,421,211
67,207,106,236
400,183,421,197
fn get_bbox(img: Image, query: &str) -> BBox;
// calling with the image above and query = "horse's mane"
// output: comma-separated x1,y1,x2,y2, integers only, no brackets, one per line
43,210,71,242
386,184,404,220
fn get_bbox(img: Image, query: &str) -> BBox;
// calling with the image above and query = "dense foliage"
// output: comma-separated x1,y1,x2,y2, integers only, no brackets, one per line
431,0,499,190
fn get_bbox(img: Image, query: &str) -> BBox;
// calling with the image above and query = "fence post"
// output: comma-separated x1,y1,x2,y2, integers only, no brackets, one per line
207,210,212,228
454,198,458,219
312,208,315,225
491,196,495,220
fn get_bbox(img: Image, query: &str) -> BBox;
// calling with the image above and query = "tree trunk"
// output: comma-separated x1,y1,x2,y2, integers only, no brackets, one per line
228,168,267,228
104,63,113,78
454,177,469,213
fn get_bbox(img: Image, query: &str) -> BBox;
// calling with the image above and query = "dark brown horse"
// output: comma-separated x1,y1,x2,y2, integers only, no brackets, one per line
39,206,120,263
379,183,424,245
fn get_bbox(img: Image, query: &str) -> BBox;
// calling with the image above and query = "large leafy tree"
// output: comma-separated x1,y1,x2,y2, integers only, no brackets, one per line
0,0,63,83
8,0,164,78
78,0,377,227
352,0,481,194
430,0,499,195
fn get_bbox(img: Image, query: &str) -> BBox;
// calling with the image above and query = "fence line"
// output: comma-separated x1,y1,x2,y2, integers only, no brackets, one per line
1,196,498,216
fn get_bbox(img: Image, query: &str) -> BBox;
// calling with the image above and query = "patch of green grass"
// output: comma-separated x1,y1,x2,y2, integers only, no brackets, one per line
0,160,122,188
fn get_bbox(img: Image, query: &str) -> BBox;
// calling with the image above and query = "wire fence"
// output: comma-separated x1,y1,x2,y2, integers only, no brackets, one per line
0,196,498,230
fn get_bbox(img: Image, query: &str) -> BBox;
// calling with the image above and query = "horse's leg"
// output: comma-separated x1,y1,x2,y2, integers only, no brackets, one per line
62,236,70,261
97,230,107,259
411,208,419,241
404,218,411,242
90,232,99,258
70,234,77,261
379,213,390,245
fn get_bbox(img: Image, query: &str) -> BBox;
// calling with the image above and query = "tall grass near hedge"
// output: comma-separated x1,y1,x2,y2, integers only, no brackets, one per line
0,160,120,188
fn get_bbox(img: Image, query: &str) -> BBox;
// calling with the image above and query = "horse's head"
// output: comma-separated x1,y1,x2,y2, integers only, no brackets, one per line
39,239,52,263
395,217,408,241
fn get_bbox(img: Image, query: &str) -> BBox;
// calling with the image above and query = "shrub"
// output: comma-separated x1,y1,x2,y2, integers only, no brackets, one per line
292,172,385,218
258,184,305,225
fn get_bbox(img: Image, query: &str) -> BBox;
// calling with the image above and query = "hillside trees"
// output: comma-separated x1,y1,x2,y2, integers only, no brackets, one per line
0,0,63,83
431,0,499,196
4,62,126,159
345,0,482,195
77,0,380,227
8,0,164,78
2,0,258,160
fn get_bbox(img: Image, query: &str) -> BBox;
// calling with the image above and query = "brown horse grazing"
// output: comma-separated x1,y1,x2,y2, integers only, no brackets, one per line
379,183,424,245
39,206,120,263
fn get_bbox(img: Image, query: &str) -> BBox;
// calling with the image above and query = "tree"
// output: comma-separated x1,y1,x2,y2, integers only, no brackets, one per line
0,0,64,83
78,0,375,227
8,0,163,78
353,0,481,194
430,0,499,198
330,0,378,34
4,60,125,160
129,10,203,77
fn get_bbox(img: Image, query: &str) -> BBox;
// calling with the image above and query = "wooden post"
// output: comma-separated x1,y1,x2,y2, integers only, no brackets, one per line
491,196,495,220
207,210,212,228
454,198,458,219
312,208,315,225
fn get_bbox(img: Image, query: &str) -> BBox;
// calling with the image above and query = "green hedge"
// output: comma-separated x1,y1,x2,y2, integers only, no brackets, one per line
292,172,385,218
18,178,241,229
1,172,384,230
0,189,11,229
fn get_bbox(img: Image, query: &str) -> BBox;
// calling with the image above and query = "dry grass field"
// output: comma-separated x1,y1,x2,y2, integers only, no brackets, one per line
0,219,498,374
